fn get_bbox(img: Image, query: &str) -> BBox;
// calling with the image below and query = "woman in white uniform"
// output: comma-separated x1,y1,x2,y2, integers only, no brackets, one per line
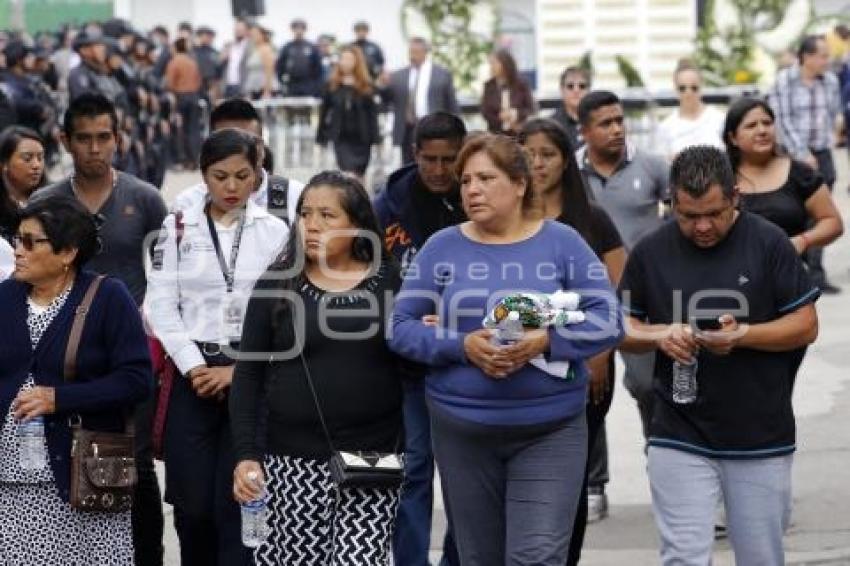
144,128,288,566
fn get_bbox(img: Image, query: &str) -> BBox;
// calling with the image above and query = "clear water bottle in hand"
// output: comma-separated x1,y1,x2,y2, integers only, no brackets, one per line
493,311,524,346
672,357,698,404
241,471,270,548
17,416,47,471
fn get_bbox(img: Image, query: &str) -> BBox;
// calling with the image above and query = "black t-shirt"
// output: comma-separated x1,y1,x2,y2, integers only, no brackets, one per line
32,173,167,305
618,212,819,458
230,259,404,462
740,160,822,238
580,203,623,258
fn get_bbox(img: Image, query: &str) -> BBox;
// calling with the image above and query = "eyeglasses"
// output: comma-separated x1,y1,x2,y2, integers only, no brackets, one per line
12,233,51,251
677,85,700,93
564,82,588,91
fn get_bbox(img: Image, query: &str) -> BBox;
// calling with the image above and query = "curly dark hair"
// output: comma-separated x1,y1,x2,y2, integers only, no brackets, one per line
17,196,101,268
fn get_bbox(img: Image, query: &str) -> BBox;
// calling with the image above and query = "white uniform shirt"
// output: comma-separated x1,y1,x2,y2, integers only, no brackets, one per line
0,239,13,281
144,197,288,374
656,105,725,161
172,169,304,227
407,58,433,119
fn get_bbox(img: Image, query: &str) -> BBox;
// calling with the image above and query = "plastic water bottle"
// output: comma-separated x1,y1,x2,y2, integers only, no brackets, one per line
672,357,698,404
241,472,270,548
17,416,47,470
494,311,524,346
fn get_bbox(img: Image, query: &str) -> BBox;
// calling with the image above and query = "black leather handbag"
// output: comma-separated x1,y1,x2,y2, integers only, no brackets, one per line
298,351,404,489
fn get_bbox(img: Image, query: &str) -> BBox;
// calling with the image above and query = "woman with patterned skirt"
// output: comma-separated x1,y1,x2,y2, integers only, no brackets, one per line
230,171,404,565
0,196,152,564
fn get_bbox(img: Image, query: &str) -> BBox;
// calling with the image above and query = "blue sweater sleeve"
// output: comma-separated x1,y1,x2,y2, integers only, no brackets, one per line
547,231,624,361
388,234,468,366
54,280,154,413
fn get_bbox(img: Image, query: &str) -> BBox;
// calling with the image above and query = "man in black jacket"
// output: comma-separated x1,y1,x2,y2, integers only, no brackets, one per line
374,112,466,566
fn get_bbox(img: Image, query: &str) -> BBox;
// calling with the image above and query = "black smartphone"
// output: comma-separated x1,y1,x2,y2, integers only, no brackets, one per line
690,316,723,332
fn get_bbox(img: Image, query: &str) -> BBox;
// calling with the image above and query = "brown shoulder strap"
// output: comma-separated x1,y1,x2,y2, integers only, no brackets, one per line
64,275,106,382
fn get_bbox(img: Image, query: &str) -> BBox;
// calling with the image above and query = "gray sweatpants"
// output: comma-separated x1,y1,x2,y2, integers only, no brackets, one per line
648,446,792,566
430,407,587,566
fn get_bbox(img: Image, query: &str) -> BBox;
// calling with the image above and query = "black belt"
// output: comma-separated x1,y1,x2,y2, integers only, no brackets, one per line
194,341,240,365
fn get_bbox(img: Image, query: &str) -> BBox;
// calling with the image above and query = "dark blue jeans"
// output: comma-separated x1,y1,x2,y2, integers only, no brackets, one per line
393,380,459,566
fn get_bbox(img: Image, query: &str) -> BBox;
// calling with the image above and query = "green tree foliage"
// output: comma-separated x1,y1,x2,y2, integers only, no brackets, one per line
615,55,646,87
402,0,497,93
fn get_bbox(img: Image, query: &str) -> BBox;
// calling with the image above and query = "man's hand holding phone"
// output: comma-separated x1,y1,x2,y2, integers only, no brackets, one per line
692,314,745,356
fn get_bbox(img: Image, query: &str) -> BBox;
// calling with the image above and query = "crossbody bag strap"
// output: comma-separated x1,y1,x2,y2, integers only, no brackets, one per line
299,348,404,456
64,275,105,382
63,274,135,435
298,350,337,454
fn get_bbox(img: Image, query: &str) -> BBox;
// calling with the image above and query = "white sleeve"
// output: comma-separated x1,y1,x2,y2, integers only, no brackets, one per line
287,179,306,226
143,215,206,374
0,239,13,281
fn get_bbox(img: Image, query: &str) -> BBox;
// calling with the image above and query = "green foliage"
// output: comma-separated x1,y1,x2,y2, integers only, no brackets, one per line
401,0,497,94
694,0,800,86
615,55,646,87
578,50,594,79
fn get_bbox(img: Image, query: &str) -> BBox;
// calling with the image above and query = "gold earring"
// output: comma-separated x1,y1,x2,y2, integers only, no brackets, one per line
63,264,69,273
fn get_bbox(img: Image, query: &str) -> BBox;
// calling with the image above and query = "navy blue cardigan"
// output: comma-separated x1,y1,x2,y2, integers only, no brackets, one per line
0,270,153,502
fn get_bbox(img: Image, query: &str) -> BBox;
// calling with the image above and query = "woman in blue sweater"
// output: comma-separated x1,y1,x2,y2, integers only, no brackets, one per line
389,134,623,565
0,196,152,564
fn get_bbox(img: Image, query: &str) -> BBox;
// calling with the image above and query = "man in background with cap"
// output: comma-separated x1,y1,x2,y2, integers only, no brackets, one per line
353,21,384,81
68,31,124,104
0,40,55,135
275,18,322,97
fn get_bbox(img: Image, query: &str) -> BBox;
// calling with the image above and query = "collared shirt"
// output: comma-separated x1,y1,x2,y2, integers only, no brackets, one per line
576,143,669,249
408,58,433,119
227,39,247,86
144,197,287,373
771,65,842,158
171,169,304,227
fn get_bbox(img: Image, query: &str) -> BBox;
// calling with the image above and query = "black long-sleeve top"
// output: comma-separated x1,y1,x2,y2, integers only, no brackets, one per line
230,259,404,462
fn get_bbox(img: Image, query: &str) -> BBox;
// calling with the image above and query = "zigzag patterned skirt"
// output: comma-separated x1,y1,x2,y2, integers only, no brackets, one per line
255,454,400,566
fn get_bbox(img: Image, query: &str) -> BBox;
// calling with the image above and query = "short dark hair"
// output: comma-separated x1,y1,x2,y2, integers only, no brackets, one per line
18,196,100,268
210,98,262,131
414,112,467,149
200,128,261,174
669,145,735,203
797,34,825,65
559,66,591,89
577,90,621,126
63,93,119,137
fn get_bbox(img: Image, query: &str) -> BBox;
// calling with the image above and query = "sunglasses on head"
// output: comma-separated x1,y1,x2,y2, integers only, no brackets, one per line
13,233,51,251
677,84,700,93
564,82,588,91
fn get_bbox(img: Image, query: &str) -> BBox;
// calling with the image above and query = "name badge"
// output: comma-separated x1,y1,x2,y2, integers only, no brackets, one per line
221,295,244,343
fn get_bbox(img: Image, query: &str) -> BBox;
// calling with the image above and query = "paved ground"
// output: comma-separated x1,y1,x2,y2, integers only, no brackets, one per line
158,153,850,565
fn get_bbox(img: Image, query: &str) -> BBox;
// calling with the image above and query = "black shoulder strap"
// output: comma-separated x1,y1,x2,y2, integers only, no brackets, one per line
267,175,290,227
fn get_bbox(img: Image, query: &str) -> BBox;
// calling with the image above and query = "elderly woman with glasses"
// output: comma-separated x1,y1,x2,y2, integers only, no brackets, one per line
657,60,725,161
0,195,152,564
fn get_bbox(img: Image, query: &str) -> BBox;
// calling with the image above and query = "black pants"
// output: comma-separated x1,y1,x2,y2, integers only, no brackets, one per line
176,93,202,165
805,149,837,287
164,365,252,566
567,357,616,566
401,123,416,166
133,395,165,566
